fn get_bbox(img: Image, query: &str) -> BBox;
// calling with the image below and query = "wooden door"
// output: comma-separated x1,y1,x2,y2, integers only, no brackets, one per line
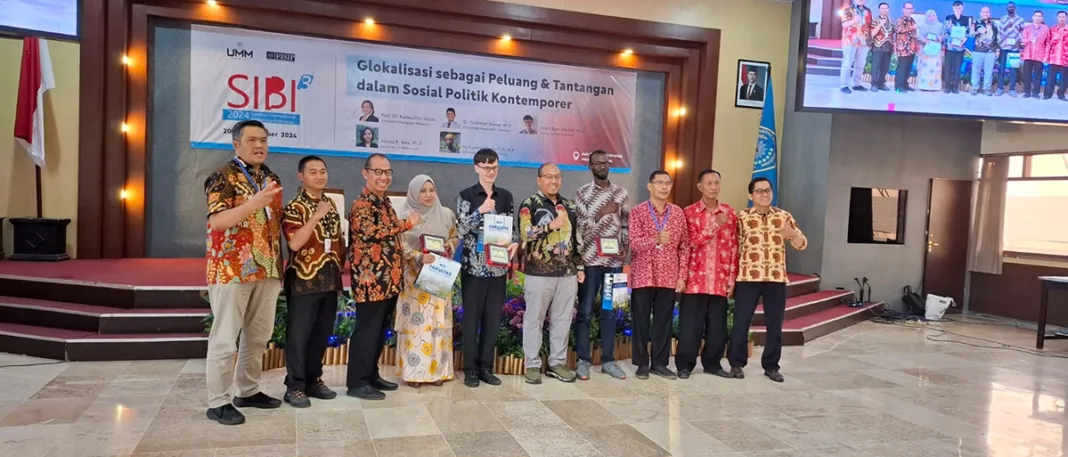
922,179,973,307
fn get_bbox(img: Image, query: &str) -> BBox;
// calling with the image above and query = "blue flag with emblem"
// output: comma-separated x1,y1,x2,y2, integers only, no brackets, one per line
749,72,777,208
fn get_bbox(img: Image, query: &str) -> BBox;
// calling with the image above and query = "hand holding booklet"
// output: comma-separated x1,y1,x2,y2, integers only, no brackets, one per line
414,255,461,298
601,273,630,310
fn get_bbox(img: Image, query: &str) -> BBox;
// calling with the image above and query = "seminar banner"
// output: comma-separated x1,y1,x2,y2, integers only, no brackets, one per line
189,25,638,172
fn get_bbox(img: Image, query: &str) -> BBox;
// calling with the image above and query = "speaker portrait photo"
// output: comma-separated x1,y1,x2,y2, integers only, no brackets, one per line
439,131,460,153
357,125,379,148
736,59,770,109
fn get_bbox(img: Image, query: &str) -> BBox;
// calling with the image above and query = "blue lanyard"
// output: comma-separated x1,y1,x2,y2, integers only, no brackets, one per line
233,158,263,193
648,203,669,232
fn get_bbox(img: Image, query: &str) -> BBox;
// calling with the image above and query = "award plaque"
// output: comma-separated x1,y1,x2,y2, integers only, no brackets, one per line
597,237,620,256
486,244,510,266
421,234,447,255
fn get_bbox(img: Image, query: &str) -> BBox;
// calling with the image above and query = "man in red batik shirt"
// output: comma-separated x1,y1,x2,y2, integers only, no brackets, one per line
675,169,739,379
628,170,689,380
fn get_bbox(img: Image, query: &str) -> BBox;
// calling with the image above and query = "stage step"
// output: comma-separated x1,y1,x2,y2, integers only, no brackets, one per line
0,322,208,362
0,296,209,334
807,54,842,67
806,65,841,77
751,301,885,346
752,289,854,327
808,45,844,58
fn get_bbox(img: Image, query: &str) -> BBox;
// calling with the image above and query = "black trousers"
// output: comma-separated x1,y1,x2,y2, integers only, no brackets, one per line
1022,59,1043,96
729,281,786,371
346,296,396,389
996,50,1018,92
675,293,728,372
576,265,620,363
944,50,964,91
1044,64,1068,98
460,272,505,374
285,290,339,391
630,287,675,369
870,50,892,88
894,54,914,90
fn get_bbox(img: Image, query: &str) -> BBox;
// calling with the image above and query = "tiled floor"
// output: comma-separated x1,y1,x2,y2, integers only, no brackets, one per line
3,318,1068,456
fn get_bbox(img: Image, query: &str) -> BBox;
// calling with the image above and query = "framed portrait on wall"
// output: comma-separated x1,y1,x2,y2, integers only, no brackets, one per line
735,59,770,110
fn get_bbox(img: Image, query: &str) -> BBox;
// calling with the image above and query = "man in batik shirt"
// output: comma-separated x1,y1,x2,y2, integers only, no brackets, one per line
840,0,873,93
997,2,1025,96
1043,11,1068,100
870,2,895,91
893,2,920,92
970,7,1000,95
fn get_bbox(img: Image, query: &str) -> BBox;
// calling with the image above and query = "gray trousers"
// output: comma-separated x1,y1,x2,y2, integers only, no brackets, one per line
205,280,281,408
523,275,578,369
840,44,870,88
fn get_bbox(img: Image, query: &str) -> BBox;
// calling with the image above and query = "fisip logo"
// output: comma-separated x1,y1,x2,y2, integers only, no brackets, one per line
226,74,314,112
266,51,296,62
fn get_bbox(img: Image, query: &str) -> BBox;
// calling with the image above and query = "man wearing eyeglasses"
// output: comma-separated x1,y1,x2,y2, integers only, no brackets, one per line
729,177,806,383
345,153,421,400
573,150,629,380
455,148,519,388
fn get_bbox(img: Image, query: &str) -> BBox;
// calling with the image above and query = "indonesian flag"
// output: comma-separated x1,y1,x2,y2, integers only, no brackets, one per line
13,37,56,168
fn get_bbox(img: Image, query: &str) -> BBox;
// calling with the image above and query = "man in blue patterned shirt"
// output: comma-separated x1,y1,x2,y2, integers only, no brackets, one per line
455,148,518,388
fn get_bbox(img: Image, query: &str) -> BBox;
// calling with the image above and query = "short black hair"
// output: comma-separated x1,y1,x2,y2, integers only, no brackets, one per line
1035,10,1044,15
364,153,389,169
589,150,608,163
361,100,374,111
696,168,721,182
648,170,670,183
1059,10,1067,17
473,148,499,165
748,177,772,193
298,155,326,172
232,120,268,141
952,0,963,6
878,2,889,8
446,107,456,114
523,115,533,121
537,162,557,177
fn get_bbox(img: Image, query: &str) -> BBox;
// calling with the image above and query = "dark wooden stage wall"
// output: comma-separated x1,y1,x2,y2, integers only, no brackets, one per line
77,0,721,258
970,261,1068,326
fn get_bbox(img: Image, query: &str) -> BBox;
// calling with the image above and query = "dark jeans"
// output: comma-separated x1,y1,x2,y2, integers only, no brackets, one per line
1022,59,1043,96
894,54,914,90
997,50,1018,92
871,50,892,88
630,287,675,369
346,296,396,389
1044,64,1068,98
284,290,339,391
576,265,621,364
944,50,964,91
675,293,728,372
460,272,506,374
729,282,786,371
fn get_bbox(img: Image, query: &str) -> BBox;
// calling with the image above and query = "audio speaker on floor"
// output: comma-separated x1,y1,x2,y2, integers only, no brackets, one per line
9,218,71,261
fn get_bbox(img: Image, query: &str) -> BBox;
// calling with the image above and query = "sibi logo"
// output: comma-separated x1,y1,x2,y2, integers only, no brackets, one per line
227,74,312,112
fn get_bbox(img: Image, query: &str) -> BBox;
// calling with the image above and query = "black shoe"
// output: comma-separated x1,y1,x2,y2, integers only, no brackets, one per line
464,372,480,388
840,87,852,94
852,85,868,91
703,367,731,378
284,390,311,408
635,366,650,380
347,385,386,400
871,86,880,92
764,370,785,383
651,366,677,380
232,392,282,409
206,404,246,425
677,369,691,379
729,367,745,379
478,369,502,386
371,377,399,391
1023,93,1032,98
307,380,337,400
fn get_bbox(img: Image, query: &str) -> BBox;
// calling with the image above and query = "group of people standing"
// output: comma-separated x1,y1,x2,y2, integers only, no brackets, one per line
839,0,1068,99
200,119,808,426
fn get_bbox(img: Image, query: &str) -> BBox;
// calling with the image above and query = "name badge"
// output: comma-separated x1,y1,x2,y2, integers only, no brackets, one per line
324,238,332,253
598,237,620,256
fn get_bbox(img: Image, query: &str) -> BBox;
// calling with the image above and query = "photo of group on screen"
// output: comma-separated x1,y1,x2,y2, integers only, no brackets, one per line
811,0,1067,100
519,115,537,134
439,132,460,153
359,100,379,122
357,126,379,148
441,107,459,129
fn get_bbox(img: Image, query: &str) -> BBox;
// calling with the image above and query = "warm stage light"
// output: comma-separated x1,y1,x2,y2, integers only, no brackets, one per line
622,49,634,56
122,54,131,66
675,107,688,117
120,122,130,133
673,159,684,169
206,0,218,5
364,18,375,25
119,189,129,200
501,34,512,41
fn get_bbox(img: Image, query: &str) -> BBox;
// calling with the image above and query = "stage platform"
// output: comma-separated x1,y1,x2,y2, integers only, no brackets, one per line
0,259,882,362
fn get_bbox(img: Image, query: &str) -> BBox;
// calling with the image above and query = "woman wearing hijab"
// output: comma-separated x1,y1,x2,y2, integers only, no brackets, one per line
395,175,459,387
917,9,945,91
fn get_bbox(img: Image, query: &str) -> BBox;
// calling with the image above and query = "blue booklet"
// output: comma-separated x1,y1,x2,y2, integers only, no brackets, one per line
414,256,461,298
601,273,630,310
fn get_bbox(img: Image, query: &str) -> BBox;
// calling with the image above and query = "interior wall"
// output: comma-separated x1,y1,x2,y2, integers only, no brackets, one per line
0,37,80,257
491,0,793,210
981,122,1068,155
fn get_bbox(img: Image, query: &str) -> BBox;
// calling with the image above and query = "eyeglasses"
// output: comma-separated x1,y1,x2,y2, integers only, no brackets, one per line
477,165,500,172
651,180,673,186
539,174,563,180
590,160,611,167
752,188,772,195
365,168,393,177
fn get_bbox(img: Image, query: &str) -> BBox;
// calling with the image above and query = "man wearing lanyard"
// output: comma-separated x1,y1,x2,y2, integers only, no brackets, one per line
280,155,343,408
628,170,689,380
203,120,285,425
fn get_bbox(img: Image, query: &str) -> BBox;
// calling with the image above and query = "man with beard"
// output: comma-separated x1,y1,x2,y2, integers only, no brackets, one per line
997,2,1025,96
574,150,629,380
